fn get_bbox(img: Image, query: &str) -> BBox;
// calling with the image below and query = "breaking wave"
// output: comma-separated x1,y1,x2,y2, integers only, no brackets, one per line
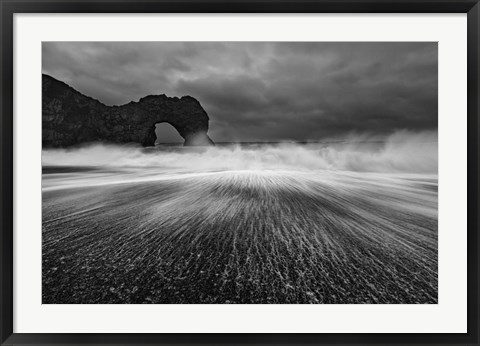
42,130,437,174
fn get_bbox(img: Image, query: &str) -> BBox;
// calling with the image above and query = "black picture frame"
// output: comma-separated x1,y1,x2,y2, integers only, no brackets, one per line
1,1,479,345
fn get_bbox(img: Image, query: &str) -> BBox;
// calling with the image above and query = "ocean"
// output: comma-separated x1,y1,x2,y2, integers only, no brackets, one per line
42,130,438,304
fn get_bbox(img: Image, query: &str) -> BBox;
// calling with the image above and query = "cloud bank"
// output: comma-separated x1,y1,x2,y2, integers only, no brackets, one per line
42,42,437,142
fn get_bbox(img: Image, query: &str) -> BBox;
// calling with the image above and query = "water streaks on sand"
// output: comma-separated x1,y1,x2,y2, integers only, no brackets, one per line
42,169,437,304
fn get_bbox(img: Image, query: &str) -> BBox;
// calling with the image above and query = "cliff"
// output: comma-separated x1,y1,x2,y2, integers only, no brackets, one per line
42,74,214,147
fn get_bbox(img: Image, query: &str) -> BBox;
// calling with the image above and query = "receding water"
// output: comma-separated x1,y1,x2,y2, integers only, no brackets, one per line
42,130,438,304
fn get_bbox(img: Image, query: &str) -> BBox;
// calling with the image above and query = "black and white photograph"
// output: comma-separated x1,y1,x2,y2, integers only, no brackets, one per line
42,41,438,304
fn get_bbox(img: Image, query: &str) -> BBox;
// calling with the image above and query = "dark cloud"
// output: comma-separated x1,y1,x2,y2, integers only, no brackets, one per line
42,42,437,142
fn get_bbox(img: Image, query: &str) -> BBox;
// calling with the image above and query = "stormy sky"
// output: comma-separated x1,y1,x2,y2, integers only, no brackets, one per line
42,42,437,143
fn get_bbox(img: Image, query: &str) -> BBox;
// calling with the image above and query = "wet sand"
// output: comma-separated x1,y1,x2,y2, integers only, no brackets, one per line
43,168,437,304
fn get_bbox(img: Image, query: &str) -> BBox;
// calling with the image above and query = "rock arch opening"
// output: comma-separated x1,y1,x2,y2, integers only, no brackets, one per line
154,122,184,145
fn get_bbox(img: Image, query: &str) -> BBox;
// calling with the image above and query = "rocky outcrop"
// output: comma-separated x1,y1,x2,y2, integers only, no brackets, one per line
42,74,214,147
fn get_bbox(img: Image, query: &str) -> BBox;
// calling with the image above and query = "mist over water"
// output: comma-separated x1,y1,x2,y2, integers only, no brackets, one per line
43,130,437,174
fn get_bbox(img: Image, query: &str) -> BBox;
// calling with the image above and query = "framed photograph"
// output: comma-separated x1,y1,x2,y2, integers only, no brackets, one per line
1,0,479,345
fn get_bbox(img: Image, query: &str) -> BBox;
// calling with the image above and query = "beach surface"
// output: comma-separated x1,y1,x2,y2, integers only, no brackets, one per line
42,145,438,304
